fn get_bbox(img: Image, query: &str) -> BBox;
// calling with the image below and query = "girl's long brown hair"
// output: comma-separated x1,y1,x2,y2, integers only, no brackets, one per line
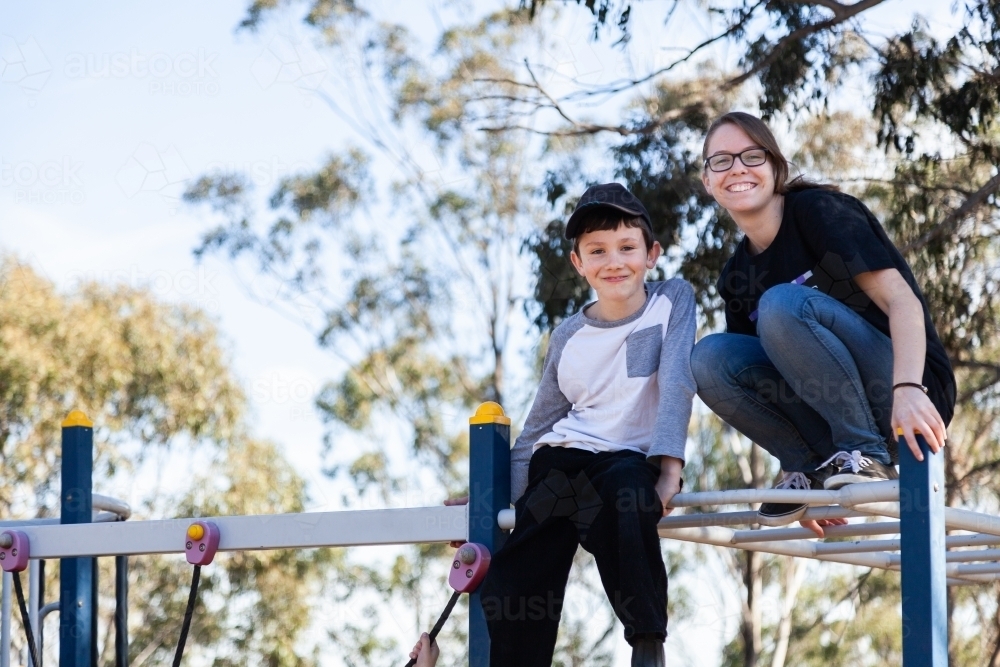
702,111,838,194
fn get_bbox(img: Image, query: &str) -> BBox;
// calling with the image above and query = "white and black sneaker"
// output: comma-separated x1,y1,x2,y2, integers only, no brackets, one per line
757,470,828,527
821,450,898,490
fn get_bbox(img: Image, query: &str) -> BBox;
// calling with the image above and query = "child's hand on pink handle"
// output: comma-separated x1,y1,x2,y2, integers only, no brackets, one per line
444,496,469,548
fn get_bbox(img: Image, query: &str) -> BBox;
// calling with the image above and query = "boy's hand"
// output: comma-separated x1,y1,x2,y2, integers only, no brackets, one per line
409,632,440,667
444,496,469,548
655,456,684,517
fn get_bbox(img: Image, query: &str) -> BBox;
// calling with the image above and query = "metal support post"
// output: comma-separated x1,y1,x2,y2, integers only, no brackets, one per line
2,571,11,667
115,556,128,667
899,433,947,666
468,402,510,667
60,410,95,667
38,560,45,661
29,562,40,667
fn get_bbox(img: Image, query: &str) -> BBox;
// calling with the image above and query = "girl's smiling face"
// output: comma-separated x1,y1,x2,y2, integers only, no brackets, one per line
701,122,779,217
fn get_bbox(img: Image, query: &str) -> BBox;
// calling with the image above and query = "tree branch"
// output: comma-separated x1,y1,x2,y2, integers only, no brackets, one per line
953,359,1000,403
902,171,1000,253
723,0,887,90
479,0,888,137
798,0,879,17
556,0,768,103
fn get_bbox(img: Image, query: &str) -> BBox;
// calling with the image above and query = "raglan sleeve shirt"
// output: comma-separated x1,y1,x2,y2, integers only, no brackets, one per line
508,279,697,504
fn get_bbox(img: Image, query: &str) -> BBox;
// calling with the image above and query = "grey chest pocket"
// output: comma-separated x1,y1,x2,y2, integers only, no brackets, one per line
626,325,662,378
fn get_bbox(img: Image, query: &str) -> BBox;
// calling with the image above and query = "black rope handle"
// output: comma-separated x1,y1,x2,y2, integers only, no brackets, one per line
12,571,42,667
172,564,202,667
403,589,461,667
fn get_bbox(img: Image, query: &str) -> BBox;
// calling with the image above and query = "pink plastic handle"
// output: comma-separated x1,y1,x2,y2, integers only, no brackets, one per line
0,530,30,572
448,542,491,593
184,521,221,566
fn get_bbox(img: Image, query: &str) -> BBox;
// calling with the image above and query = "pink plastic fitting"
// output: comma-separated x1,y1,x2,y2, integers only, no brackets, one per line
184,521,221,566
0,530,30,572
448,542,491,593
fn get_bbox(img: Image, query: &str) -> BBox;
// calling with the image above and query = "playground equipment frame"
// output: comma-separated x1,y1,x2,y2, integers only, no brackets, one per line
0,404,987,666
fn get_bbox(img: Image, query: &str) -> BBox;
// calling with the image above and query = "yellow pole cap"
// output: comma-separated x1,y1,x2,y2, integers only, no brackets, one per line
61,410,94,428
469,401,511,425
187,524,205,540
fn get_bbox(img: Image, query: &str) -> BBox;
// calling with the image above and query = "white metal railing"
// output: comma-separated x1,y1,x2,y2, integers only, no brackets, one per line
6,505,466,559
498,481,1000,588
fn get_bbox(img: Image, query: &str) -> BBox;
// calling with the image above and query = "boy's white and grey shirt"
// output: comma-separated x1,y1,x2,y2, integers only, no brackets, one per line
510,278,697,503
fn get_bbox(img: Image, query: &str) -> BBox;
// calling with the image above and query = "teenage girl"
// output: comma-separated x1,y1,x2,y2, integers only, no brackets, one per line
692,111,955,536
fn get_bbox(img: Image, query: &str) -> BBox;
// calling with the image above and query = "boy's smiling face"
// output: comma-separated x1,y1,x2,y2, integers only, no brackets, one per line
570,223,662,321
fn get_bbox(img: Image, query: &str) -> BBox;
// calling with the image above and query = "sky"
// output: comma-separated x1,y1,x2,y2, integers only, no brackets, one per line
0,0,963,664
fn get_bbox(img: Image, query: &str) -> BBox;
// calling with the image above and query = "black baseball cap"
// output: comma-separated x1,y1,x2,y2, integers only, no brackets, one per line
564,183,653,240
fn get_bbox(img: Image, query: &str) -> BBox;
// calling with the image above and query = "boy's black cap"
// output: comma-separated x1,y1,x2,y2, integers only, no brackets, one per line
565,183,653,240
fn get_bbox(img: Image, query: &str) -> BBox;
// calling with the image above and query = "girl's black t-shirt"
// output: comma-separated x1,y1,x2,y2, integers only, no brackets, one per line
717,187,956,425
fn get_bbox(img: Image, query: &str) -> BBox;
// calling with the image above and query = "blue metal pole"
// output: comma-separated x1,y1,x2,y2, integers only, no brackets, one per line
60,410,95,667
899,432,947,666
468,402,511,667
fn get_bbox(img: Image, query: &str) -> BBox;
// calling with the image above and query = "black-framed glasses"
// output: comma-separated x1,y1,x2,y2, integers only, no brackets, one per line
704,148,769,172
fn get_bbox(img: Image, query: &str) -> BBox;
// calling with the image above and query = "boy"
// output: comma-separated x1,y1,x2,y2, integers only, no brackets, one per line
480,183,697,666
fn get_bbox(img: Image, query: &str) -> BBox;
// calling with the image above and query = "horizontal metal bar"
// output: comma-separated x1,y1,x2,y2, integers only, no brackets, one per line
657,506,866,530
944,507,1000,537
0,510,120,528
945,548,1000,563
887,555,1000,578
10,506,468,558
853,503,1000,538
948,574,1000,586
0,519,59,528
670,489,837,507
953,562,1000,576
733,521,901,544
670,480,898,508
815,539,900,555
948,577,987,586
947,533,1000,548
92,494,131,520
658,525,897,570
658,510,762,529
799,506,869,521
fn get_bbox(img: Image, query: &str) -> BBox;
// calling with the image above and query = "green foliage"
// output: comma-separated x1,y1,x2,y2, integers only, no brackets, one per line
0,256,243,513
0,256,330,665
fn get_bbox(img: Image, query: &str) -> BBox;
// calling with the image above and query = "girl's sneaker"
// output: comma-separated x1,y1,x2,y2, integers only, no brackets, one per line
821,450,898,490
757,470,828,527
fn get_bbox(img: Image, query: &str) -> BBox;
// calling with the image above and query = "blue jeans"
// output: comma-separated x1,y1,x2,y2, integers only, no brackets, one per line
692,283,894,473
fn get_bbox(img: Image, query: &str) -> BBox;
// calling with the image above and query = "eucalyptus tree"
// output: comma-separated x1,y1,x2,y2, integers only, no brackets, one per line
187,0,1000,664
0,256,329,665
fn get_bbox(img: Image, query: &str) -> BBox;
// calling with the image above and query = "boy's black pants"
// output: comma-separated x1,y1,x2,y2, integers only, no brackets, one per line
480,445,668,667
